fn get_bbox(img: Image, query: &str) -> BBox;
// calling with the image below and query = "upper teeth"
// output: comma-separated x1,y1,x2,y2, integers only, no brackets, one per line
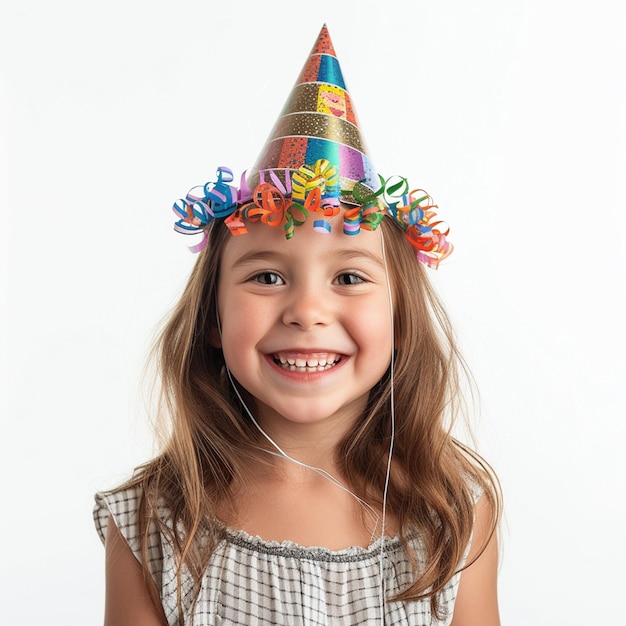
275,353,339,371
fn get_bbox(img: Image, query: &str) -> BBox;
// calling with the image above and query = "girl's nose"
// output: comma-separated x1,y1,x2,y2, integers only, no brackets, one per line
281,284,333,330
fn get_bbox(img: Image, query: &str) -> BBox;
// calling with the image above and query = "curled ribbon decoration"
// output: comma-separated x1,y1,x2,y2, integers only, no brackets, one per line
292,159,341,234
292,160,339,200
404,215,453,269
204,167,239,218
343,177,386,235
231,160,345,239
384,181,453,268
235,169,295,237
223,209,247,236
172,162,453,268
386,188,436,229
173,193,213,233
235,183,290,235
173,167,240,251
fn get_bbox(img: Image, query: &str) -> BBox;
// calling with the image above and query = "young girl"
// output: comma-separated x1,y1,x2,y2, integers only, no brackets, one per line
94,25,501,626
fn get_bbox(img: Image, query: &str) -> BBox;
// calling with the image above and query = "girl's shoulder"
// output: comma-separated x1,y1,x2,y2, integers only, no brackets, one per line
93,482,169,587
94,484,142,549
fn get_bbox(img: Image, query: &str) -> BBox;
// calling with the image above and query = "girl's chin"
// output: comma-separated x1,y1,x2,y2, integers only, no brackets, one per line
254,398,367,431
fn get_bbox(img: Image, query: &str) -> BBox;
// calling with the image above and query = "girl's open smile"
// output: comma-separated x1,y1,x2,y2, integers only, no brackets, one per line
270,351,343,372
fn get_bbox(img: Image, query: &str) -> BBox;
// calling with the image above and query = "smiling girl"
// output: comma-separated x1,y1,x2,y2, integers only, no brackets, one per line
94,25,501,626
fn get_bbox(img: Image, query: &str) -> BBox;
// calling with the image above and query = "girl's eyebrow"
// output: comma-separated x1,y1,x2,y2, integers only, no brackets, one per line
230,250,288,268
334,248,385,267
231,248,385,268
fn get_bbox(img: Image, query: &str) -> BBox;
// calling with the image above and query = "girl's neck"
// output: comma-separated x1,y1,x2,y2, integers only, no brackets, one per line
216,411,395,550
250,408,359,472
221,458,386,550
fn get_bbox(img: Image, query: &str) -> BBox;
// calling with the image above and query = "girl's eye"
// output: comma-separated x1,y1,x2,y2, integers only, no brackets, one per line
253,272,284,285
335,273,366,286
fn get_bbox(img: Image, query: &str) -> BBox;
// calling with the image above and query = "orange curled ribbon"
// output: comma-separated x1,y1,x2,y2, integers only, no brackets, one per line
405,221,453,269
233,182,290,235
224,208,248,235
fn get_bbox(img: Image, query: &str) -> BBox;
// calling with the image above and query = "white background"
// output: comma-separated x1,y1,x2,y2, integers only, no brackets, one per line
1,0,625,624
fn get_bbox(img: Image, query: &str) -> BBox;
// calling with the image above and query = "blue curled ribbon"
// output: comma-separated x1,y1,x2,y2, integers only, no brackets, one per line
172,193,213,235
173,167,239,236
203,167,239,218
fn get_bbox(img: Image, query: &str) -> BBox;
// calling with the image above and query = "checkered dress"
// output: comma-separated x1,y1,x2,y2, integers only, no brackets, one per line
94,486,467,625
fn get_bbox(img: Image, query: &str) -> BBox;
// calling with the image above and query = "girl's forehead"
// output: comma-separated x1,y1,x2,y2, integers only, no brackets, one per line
221,214,384,263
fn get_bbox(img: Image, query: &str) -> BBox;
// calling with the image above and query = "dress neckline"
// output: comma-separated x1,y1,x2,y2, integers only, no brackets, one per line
221,524,405,562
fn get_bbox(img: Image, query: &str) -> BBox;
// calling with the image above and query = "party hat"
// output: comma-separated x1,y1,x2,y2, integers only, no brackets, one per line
173,25,453,268
250,24,378,204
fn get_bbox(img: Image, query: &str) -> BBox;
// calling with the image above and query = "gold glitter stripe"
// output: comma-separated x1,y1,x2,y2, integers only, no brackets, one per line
270,112,364,152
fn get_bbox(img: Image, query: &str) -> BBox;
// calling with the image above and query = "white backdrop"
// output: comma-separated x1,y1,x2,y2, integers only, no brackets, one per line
1,1,625,624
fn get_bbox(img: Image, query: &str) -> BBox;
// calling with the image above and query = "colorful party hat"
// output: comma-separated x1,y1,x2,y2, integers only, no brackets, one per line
172,25,453,268
249,24,378,204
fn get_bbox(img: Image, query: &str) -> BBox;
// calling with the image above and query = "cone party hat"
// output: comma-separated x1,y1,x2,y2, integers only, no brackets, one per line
173,25,453,267
249,24,378,203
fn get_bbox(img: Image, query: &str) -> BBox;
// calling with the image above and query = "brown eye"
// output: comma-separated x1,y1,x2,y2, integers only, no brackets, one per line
253,272,284,285
335,273,366,286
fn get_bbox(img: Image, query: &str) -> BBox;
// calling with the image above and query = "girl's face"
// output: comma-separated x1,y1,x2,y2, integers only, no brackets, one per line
216,214,393,438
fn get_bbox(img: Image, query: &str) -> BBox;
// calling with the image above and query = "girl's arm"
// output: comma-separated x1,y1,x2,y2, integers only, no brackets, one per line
450,495,500,626
104,515,168,626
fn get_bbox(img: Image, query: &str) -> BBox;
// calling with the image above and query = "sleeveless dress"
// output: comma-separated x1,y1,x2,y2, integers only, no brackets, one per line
94,486,472,625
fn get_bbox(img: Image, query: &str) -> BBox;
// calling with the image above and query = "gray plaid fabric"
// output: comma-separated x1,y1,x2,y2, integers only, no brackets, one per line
94,487,466,625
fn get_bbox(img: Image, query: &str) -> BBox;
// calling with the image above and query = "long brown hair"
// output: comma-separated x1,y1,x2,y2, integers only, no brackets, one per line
122,216,501,623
